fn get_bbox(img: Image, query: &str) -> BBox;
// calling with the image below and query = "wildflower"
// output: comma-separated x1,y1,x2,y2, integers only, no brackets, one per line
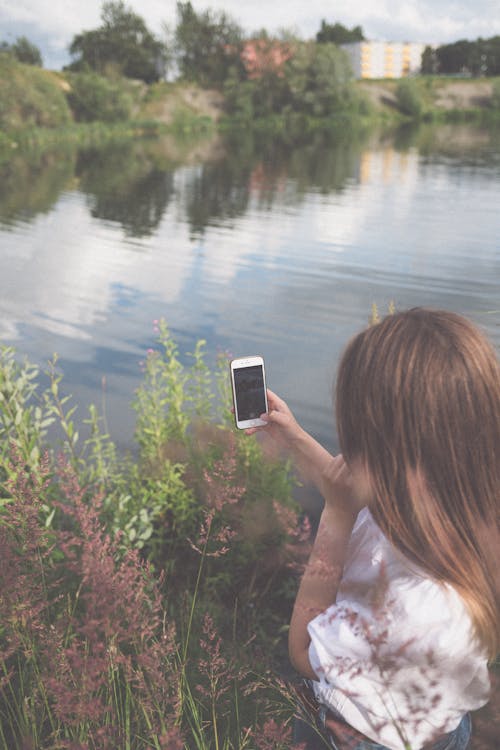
187,508,235,557
196,613,234,702
252,718,305,749
202,439,245,511
0,454,181,746
158,727,184,750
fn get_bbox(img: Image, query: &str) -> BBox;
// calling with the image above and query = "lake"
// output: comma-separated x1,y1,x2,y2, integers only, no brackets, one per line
1,122,499,459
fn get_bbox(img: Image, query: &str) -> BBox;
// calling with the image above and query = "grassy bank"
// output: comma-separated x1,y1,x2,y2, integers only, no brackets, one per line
0,57,216,165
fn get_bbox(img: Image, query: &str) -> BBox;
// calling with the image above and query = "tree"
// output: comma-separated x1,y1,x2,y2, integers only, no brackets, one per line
477,36,500,75
316,21,364,45
0,36,42,66
68,1,168,83
285,42,355,117
421,46,438,75
435,39,472,75
432,36,500,76
224,40,357,121
174,1,244,87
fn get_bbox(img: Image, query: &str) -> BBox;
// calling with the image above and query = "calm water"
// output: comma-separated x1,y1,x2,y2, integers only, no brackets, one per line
1,123,499,455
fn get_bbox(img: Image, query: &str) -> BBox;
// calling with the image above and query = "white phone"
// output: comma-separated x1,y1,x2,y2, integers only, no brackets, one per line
230,355,269,430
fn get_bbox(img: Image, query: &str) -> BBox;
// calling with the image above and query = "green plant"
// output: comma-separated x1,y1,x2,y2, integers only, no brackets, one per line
0,346,54,478
0,56,72,131
133,320,191,455
67,0,169,83
0,324,307,647
65,71,133,123
396,78,424,119
0,346,305,747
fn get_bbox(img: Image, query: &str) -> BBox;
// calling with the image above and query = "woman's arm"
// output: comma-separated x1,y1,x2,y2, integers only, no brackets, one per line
288,456,360,678
246,390,337,493
246,392,366,679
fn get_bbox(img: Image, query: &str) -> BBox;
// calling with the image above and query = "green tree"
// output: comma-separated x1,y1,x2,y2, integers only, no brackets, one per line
286,41,354,117
316,20,364,45
0,35,42,66
175,1,244,87
68,0,167,83
421,45,438,75
434,36,500,76
224,40,357,122
434,39,471,75
479,36,500,75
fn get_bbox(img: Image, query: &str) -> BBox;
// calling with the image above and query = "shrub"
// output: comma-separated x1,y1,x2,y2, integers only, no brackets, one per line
396,78,424,119
65,71,134,123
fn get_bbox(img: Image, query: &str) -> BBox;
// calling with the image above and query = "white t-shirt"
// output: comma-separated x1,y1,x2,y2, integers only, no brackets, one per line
307,508,490,750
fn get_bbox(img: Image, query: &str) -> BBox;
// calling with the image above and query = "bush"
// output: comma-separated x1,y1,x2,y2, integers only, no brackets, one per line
396,78,424,119
65,71,134,123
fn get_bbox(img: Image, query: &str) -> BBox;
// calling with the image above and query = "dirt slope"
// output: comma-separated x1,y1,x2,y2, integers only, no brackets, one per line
357,78,495,112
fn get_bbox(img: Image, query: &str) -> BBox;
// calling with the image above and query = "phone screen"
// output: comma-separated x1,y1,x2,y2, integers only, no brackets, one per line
233,365,267,422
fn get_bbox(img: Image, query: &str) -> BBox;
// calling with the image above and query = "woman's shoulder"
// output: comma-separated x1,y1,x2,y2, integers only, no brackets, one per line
340,509,482,657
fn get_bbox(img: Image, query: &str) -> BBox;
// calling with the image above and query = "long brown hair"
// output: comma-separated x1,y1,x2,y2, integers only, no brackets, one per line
336,308,500,659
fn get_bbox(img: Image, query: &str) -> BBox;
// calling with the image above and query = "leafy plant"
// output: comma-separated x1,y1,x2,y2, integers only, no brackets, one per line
0,323,308,650
65,71,134,123
396,78,424,119
0,346,54,478
0,407,304,749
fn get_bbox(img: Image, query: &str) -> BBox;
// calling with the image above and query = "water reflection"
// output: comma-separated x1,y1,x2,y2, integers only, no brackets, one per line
3,123,498,237
76,144,175,238
0,150,75,226
0,123,499,448
0,127,376,235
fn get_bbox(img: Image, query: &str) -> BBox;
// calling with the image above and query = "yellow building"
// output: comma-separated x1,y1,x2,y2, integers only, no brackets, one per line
342,41,426,78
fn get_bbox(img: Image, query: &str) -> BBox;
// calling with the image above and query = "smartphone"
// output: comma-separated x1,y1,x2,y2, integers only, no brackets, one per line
230,355,269,430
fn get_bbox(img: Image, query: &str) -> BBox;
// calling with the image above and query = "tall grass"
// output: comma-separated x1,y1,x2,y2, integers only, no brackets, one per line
0,323,310,748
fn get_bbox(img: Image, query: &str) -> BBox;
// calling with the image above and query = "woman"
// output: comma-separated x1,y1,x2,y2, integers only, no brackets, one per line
248,308,499,750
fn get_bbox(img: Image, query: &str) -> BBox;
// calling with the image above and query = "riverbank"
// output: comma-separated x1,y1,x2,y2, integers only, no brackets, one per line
0,58,218,164
1,55,500,170
1,55,499,135
358,76,500,120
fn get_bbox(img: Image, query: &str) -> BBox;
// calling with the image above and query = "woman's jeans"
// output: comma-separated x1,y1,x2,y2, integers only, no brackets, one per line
293,703,472,750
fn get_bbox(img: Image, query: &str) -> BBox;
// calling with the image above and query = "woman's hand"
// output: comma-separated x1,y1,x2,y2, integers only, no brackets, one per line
244,389,305,448
246,389,368,516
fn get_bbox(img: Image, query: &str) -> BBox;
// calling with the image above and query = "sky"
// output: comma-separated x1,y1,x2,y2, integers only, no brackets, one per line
1,0,500,70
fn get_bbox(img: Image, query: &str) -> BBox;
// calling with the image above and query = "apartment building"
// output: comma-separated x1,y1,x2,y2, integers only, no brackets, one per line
341,41,426,78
